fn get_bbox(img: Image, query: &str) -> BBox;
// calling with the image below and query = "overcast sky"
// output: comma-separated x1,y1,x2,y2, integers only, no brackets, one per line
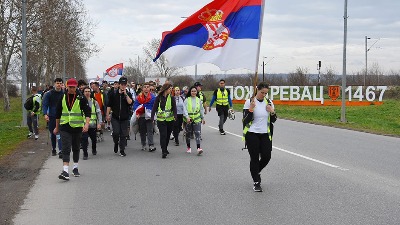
84,0,400,78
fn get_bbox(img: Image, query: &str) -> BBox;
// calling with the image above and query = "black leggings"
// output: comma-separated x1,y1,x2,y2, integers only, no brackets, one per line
157,120,174,154
245,132,272,182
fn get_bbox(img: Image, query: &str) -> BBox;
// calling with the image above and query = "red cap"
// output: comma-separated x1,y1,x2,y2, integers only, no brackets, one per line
66,78,78,87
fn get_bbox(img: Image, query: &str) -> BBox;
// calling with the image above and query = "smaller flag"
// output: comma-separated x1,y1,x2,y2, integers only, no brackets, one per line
106,63,123,78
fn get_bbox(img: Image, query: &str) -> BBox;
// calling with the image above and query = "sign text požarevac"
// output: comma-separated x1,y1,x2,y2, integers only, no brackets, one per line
226,86,387,105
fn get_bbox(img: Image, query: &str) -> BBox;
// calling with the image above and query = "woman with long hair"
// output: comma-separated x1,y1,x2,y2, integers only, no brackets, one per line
242,82,277,192
172,87,184,146
151,83,177,158
183,86,205,155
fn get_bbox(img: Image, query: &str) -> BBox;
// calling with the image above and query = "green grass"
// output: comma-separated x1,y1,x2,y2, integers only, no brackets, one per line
0,97,40,159
204,89,399,136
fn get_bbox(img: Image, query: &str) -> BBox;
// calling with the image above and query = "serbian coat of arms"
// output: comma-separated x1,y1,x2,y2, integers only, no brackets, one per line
199,9,230,50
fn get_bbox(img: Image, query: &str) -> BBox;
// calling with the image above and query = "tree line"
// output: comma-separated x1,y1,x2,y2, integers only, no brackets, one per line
0,0,97,111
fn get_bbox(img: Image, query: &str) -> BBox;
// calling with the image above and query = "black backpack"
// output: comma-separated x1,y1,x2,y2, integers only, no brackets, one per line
24,95,35,110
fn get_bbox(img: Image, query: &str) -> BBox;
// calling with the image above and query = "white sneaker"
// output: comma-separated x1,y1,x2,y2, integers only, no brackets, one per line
34,135,39,140
197,148,203,156
186,147,191,153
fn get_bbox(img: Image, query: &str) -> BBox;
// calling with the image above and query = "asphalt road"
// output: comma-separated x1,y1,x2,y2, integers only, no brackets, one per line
13,110,400,225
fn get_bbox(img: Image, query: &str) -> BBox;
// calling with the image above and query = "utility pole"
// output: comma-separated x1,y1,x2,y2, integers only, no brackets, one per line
21,0,27,126
340,0,348,123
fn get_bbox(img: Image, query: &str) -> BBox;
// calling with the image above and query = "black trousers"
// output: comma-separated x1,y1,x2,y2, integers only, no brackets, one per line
245,132,272,183
111,118,129,151
81,128,97,155
157,120,174,154
216,105,229,131
60,130,82,163
173,114,183,143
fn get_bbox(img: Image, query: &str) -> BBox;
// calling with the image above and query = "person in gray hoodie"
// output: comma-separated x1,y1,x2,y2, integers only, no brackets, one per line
172,86,185,146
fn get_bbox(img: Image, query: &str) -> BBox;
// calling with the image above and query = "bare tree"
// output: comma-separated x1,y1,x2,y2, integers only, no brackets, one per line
321,66,339,85
287,67,310,86
143,38,182,78
0,0,21,111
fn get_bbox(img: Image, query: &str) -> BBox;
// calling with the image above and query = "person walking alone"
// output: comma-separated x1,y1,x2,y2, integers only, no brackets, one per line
54,78,91,180
106,77,133,157
81,87,102,160
242,82,277,192
183,86,205,155
151,83,177,159
208,79,233,135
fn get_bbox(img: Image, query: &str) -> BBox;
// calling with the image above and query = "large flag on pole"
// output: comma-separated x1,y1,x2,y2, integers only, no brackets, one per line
154,0,263,71
104,63,123,82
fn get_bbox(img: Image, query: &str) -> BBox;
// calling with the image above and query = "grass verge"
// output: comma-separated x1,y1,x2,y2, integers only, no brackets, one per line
0,97,41,159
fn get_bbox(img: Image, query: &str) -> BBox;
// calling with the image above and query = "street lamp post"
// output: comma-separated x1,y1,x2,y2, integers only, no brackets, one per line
365,36,370,86
262,57,274,82
21,0,27,126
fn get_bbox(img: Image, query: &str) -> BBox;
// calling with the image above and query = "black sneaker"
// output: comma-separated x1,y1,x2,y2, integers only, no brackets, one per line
107,126,111,131
58,152,63,159
72,168,80,177
114,144,118,153
166,150,170,154
162,153,167,158
220,130,226,135
253,182,262,192
174,142,179,146
52,150,57,156
83,153,88,160
27,133,33,138
92,151,97,155
120,151,126,157
58,171,70,180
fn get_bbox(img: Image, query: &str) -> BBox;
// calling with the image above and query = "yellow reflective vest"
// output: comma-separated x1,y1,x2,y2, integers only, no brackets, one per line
216,89,228,106
156,95,174,122
60,95,84,128
184,97,201,123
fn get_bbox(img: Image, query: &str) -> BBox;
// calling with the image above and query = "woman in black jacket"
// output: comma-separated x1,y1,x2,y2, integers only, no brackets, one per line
151,83,177,158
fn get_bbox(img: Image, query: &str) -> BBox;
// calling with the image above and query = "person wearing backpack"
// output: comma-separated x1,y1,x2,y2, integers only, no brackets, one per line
242,82,277,192
42,78,64,158
26,86,41,140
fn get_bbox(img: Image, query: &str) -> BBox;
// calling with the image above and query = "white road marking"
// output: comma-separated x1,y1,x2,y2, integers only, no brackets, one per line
208,126,349,171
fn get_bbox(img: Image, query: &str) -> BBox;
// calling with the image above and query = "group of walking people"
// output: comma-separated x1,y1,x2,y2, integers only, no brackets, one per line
27,76,277,192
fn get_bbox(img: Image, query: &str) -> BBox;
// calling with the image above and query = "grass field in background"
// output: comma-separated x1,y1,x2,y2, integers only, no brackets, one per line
203,91,400,137
0,97,43,159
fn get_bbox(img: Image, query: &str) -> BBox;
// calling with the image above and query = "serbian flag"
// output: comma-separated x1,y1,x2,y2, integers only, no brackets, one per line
105,63,123,78
154,0,263,71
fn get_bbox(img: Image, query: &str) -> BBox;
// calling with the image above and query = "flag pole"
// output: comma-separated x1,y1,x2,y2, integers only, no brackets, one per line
253,0,266,96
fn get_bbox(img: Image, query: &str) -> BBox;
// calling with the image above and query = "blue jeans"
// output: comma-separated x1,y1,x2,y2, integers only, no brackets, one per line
48,117,62,151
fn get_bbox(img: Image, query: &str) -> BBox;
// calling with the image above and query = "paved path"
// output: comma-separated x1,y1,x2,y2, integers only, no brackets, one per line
13,110,400,224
